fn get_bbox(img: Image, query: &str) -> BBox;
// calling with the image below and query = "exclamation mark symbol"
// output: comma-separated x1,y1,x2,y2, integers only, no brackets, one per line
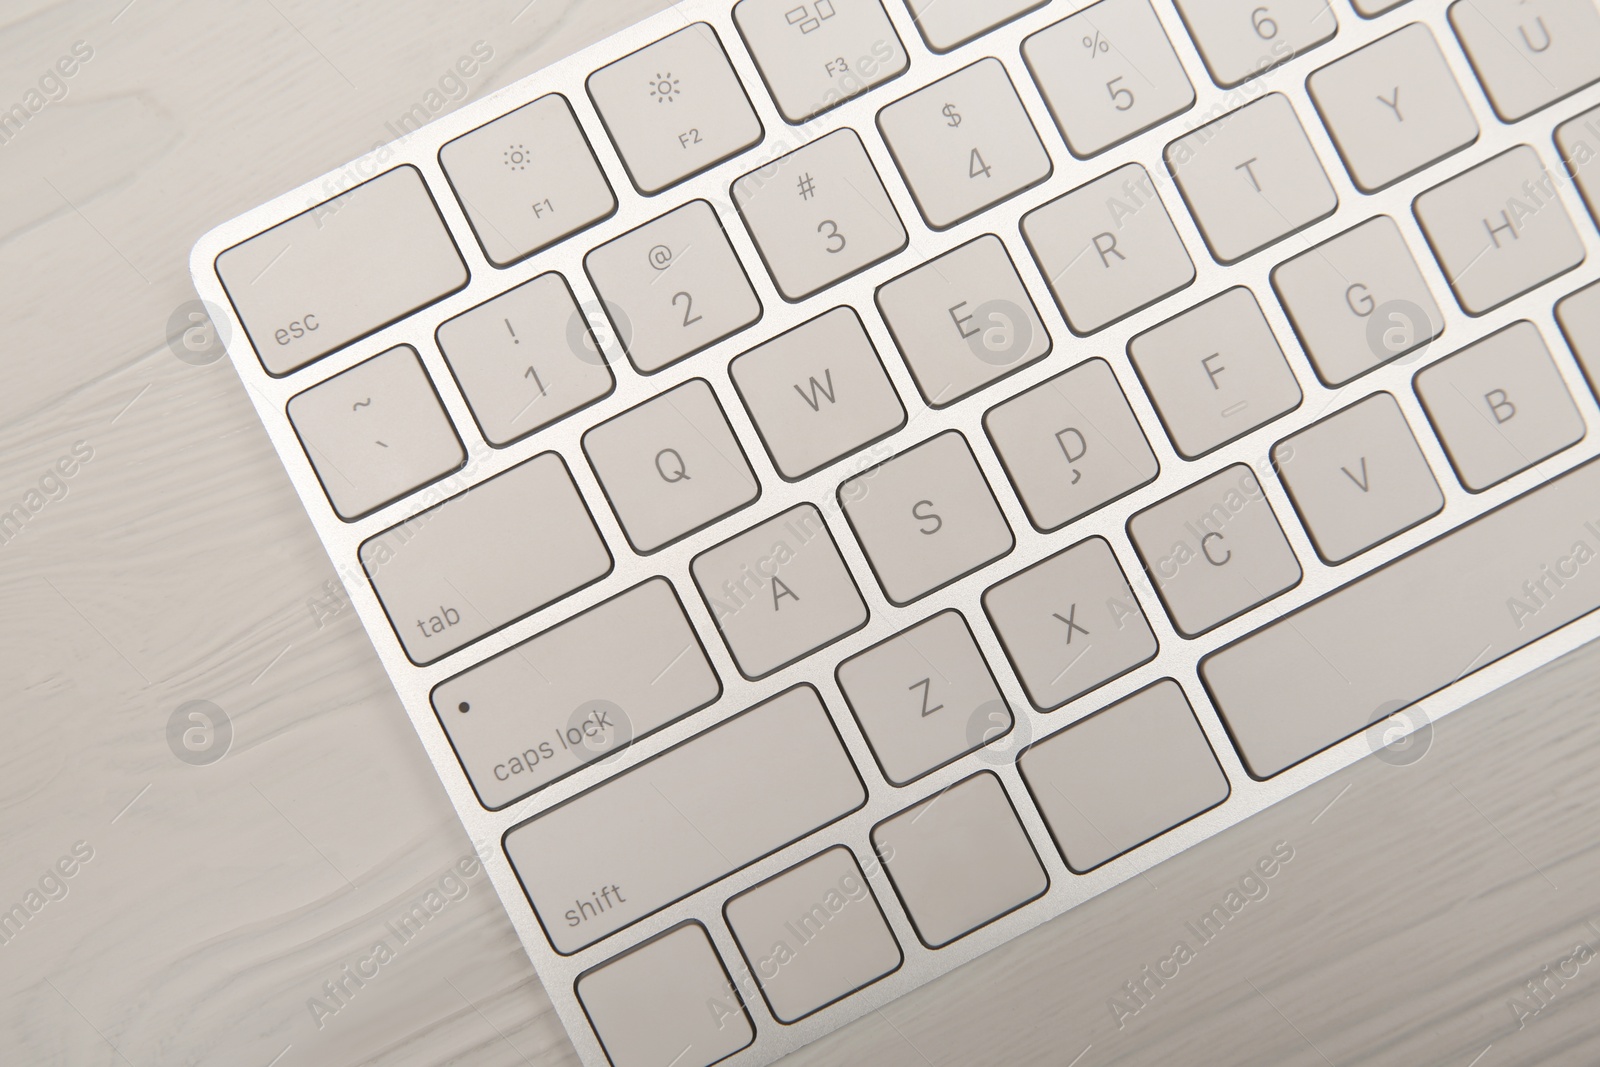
505,318,519,343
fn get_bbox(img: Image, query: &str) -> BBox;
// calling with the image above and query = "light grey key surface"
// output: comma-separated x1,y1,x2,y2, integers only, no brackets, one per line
1171,0,1337,88
1204,455,1600,779
872,773,1047,948
586,23,763,195
1414,321,1586,491
434,273,614,445
360,453,612,664
691,504,868,678
983,358,1160,532
286,344,465,519
1307,23,1479,193
836,610,1011,785
734,0,910,122
903,0,1047,52
505,685,865,953
1352,0,1410,15
216,165,468,375
1413,146,1586,316
730,306,905,480
1272,392,1445,564
982,537,1158,710
1449,0,1600,122
430,579,720,808
1018,680,1228,872
1128,464,1303,637
1165,93,1338,264
1023,0,1196,159
1556,105,1600,229
1557,279,1600,398
1128,287,1302,458
876,234,1050,406
724,847,902,1022
585,199,761,373
1021,162,1196,335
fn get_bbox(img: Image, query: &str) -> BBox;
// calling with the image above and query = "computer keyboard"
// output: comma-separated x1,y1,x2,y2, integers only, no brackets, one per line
189,0,1600,1063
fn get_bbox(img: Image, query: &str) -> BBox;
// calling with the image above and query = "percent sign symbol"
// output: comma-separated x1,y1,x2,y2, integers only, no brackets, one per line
1082,30,1109,56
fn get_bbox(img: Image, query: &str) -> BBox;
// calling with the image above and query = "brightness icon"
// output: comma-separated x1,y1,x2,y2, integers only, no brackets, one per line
649,72,681,103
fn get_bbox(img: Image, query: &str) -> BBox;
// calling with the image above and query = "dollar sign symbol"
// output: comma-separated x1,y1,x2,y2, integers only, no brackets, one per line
942,103,961,127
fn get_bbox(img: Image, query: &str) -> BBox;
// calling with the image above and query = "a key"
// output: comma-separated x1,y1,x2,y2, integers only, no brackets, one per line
505,684,866,953
871,773,1048,948
1271,393,1445,564
434,273,614,446
1413,146,1586,316
733,0,911,122
1352,0,1410,14
1127,464,1303,638
1270,215,1445,387
876,234,1050,407
1413,321,1586,491
430,578,721,808
1556,279,1600,399
1172,0,1337,88
216,165,468,376
729,306,906,480
1556,104,1600,228
286,345,466,520
836,610,1011,785
1021,162,1196,335
582,378,760,553
586,23,764,195
585,199,762,374
1128,287,1303,458
1306,23,1479,193
691,504,868,678
1023,0,1197,159
839,431,1014,605
1449,0,1600,122
982,536,1158,710
439,94,617,267
733,129,907,302
903,0,1048,52
724,848,902,1022
983,358,1161,532
360,453,612,664
1018,680,1228,872
877,57,1052,230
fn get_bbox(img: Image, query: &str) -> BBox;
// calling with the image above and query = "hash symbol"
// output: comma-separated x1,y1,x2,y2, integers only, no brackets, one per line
796,172,816,199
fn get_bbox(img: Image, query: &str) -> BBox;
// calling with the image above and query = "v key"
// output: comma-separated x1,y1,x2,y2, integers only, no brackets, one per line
1341,457,1370,492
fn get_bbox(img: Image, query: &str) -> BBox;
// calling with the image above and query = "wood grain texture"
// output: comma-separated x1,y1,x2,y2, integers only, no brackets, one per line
1,2,1598,1065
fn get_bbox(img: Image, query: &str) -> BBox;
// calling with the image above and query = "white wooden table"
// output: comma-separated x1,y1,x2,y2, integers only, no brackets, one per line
3,2,1599,1064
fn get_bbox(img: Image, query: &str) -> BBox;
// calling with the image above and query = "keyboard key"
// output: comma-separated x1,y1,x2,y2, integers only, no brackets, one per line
1271,393,1444,564
1270,215,1445,387
583,378,760,553
1306,23,1479,193
1128,465,1302,637
430,579,721,808
724,847,902,1022
216,165,468,376
691,504,868,678
1021,162,1196,335
439,94,616,267
1352,0,1409,14
1557,279,1600,398
287,345,466,520
1556,105,1600,227
903,0,1047,52
1450,0,1600,122
1172,0,1337,88
983,358,1161,532
872,773,1047,948
733,129,907,302
1128,287,1302,458
836,610,1011,785
734,0,910,122
434,273,614,446
1018,680,1228,872
1414,321,1586,491
982,537,1158,710
360,453,612,664
876,234,1049,407
730,306,906,480
506,685,865,953
1023,0,1197,159
577,924,754,1067
839,431,1014,605
586,23,764,195
1413,146,1586,316
585,199,762,374
877,57,1052,229
1203,455,1600,779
